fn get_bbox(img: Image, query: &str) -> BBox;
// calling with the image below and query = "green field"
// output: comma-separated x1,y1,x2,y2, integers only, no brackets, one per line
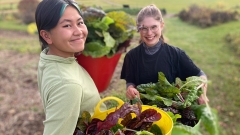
90,0,240,13
0,0,240,135
164,17,240,135
1,0,240,13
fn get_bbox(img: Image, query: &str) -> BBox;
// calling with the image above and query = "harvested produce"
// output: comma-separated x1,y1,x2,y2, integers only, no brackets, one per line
74,102,163,135
136,72,219,135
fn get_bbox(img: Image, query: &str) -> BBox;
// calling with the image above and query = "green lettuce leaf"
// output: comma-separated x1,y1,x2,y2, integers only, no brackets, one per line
191,104,220,135
173,124,202,135
103,31,116,48
167,111,182,124
83,41,111,58
92,16,114,31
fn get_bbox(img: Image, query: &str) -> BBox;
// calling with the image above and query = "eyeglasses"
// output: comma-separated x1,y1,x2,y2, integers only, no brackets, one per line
138,25,159,34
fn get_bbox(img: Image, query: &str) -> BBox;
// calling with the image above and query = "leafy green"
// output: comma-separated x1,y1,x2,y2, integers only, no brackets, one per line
110,123,124,133
158,72,172,86
135,130,154,135
136,72,219,135
92,16,114,31
140,93,174,107
136,83,157,93
81,6,136,58
201,107,219,135
191,104,220,135
76,111,91,131
149,124,163,135
75,103,162,134
156,72,181,98
103,31,115,48
178,76,207,91
173,124,202,135
167,111,182,124
137,80,180,99
82,41,111,58
183,86,202,108
107,11,136,44
137,72,204,108
131,96,143,105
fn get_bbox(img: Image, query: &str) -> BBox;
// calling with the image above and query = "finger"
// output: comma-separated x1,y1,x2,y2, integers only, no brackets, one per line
137,93,140,99
126,92,134,100
126,93,132,99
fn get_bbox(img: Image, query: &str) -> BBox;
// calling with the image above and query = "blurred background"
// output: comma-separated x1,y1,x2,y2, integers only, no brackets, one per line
0,0,240,134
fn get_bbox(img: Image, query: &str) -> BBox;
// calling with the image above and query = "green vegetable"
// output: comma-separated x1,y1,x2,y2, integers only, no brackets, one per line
149,124,163,135
191,104,220,135
135,130,154,135
81,6,136,58
136,72,219,135
136,72,206,108
167,112,182,124
173,124,202,135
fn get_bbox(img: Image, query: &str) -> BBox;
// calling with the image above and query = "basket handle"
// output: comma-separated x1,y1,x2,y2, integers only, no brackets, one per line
93,96,124,117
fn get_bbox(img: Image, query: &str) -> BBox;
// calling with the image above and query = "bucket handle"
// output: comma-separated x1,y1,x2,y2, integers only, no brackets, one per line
93,96,124,118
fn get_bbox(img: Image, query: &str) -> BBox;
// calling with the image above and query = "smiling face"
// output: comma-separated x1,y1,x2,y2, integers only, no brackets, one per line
40,6,88,58
139,17,164,47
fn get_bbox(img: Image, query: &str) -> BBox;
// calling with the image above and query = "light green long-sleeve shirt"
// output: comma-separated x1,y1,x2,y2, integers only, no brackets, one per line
38,49,106,135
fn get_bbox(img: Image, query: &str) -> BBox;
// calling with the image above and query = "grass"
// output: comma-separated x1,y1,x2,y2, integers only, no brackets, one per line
0,27,40,53
0,0,19,10
97,0,240,13
0,20,27,31
0,19,40,53
164,17,240,135
0,36,40,53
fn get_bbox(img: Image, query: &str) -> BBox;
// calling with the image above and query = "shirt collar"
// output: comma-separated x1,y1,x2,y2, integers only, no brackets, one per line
40,48,76,64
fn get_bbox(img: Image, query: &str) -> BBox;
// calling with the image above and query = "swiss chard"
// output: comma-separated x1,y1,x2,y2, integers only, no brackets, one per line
191,104,219,135
136,72,219,135
75,103,162,135
81,6,136,58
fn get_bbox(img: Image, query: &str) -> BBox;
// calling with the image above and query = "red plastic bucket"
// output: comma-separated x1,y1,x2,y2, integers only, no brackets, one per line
75,53,122,93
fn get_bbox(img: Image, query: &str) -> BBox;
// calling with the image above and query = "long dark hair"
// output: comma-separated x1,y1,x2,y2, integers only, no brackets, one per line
35,0,81,51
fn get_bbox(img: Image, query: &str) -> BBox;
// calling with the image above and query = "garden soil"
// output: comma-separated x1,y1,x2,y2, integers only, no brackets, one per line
0,29,131,135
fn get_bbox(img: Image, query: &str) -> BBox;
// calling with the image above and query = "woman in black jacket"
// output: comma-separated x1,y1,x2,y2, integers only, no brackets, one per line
121,4,209,105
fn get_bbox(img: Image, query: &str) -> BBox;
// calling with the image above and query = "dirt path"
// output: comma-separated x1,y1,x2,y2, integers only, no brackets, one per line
0,50,44,135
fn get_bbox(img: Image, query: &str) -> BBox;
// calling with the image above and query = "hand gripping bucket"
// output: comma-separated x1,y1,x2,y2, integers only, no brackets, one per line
92,96,173,135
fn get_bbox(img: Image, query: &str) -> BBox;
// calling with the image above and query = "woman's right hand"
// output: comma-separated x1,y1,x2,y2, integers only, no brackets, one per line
126,85,140,100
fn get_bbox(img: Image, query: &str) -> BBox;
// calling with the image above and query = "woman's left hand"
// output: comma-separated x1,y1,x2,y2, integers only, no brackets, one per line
197,75,209,104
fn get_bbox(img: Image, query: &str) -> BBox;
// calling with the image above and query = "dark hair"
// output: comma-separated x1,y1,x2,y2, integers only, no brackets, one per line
137,4,165,43
35,0,81,50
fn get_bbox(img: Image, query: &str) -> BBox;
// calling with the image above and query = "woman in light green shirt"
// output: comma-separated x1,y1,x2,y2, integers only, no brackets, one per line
35,0,106,134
